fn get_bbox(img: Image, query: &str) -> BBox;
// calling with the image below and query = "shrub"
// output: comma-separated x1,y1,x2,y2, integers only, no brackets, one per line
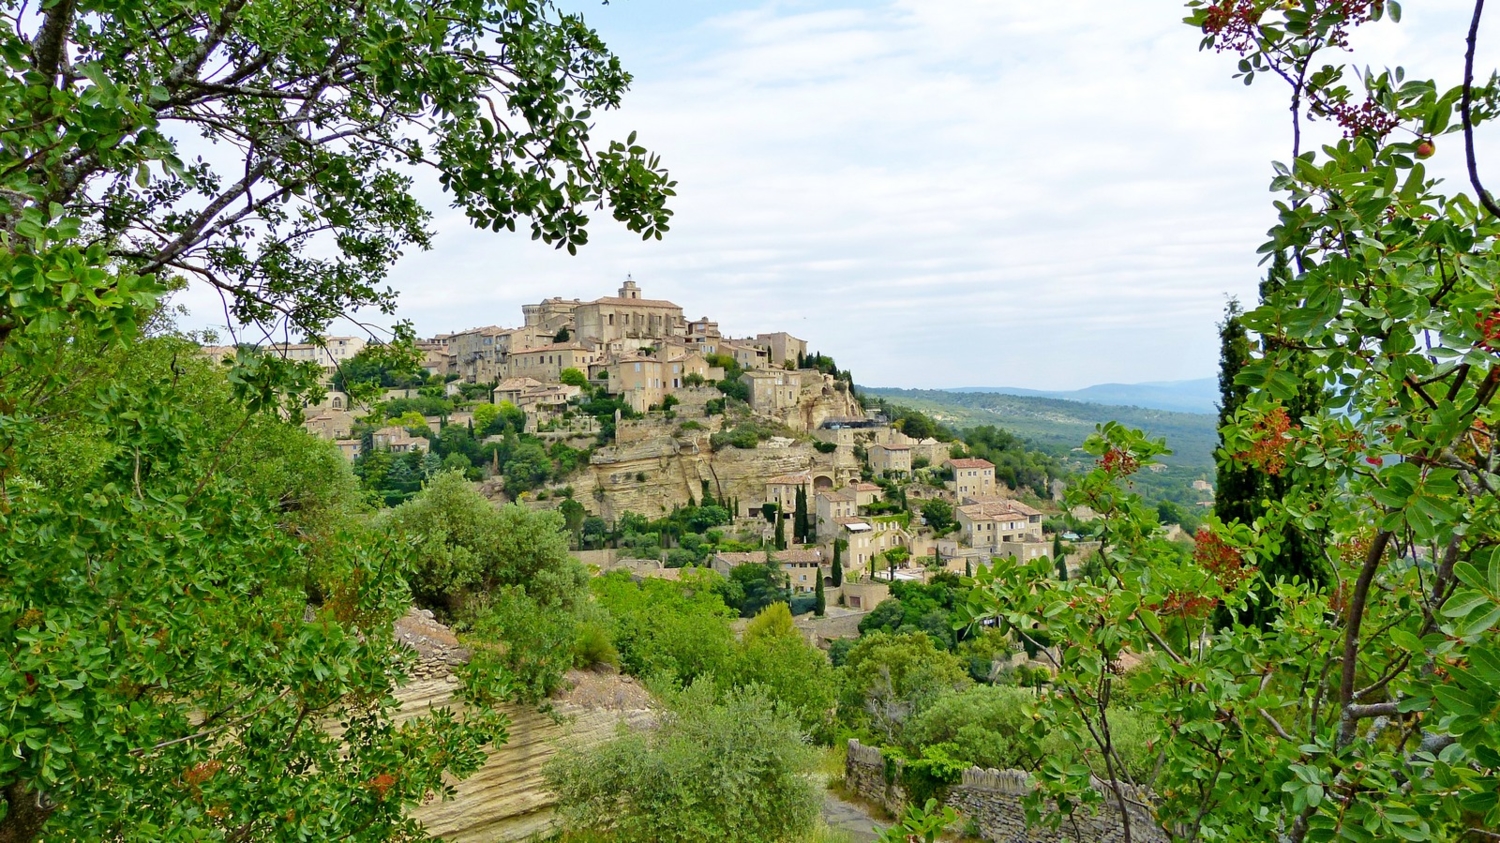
814,440,838,454
545,682,819,843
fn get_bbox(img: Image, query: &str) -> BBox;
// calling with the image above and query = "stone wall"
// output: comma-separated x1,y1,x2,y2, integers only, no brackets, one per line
844,740,1166,843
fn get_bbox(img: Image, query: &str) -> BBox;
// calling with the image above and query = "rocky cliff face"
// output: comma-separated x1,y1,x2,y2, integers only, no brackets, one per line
400,676,652,843
577,426,853,520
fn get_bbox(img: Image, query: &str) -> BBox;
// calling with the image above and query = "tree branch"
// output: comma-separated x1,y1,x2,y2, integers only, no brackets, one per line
1463,0,1500,218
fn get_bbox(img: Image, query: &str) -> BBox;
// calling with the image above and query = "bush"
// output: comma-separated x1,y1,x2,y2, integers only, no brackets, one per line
465,586,577,703
574,620,620,671
545,682,819,843
814,440,838,454
591,570,736,684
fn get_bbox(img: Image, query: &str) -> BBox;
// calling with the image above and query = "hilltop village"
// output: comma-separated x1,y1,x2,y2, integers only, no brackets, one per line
214,278,1063,616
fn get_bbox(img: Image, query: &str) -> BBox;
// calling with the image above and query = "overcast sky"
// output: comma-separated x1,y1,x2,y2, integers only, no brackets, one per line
177,1,1500,390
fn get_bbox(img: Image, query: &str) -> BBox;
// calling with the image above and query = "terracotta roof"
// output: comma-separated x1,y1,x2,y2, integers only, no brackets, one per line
948,458,995,469
511,342,589,354
766,472,811,485
874,443,911,451
958,501,1035,523
962,496,1044,517
851,483,881,491
818,491,853,502
494,377,544,391
715,549,823,566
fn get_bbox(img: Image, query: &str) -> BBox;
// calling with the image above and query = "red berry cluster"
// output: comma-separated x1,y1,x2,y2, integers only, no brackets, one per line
1327,95,1399,142
1322,0,1382,48
1201,0,1262,53
1235,406,1295,476
184,759,223,786
367,772,398,799
1099,447,1140,477
1194,528,1257,591
1155,590,1218,620
1480,309,1500,351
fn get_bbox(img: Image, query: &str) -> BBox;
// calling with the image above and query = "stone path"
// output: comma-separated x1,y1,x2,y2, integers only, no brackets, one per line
820,788,887,842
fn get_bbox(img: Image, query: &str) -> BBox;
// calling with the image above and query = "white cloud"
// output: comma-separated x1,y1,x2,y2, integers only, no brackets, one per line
173,0,1500,390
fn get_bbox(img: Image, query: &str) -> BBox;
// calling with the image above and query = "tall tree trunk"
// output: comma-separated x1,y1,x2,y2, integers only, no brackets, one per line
0,780,54,843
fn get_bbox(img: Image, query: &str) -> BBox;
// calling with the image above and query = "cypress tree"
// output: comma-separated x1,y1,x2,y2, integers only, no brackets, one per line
774,514,786,550
1214,255,1330,626
832,541,843,587
815,575,826,617
794,487,809,544
964,558,972,578
1214,297,1260,526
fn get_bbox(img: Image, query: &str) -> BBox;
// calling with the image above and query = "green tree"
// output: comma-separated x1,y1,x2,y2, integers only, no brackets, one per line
591,570,736,683
832,539,844,587
472,401,501,435
919,499,954,534
559,367,588,387
774,512,786,550
838,631,971,741
545,682,818,843
379,471,587,617
0,339,507,842
815,574,827,617
0,0,678,834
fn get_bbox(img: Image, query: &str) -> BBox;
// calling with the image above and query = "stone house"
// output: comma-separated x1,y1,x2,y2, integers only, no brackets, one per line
847,482,882,507
269,335,366,369
372,426,429,454
514,384,582,431
815,490,857,540
741,370,801,415
505,343,597,382
869,443,912,475
720,339,770,370
493,377,544,405
764,472,812,513
946,458,996,499
710,548,826,595
607,354,667,414
752,331,807,368
303,409,354,441
956,500,1044,550
334,439,362,461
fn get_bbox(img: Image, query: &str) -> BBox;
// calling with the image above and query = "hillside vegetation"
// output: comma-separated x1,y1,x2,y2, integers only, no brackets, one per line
859,387,1217,470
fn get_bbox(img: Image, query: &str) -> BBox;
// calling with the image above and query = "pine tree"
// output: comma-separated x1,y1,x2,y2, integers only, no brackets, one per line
831,541,843,587
814,575,826,617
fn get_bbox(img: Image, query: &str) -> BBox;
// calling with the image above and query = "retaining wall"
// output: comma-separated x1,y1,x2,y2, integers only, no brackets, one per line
844,740,1166,843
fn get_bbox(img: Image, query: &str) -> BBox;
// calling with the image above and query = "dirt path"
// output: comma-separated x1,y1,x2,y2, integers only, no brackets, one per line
818,783,887,842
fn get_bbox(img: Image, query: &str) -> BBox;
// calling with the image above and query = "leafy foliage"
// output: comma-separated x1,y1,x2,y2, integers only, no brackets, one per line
545,682,819,843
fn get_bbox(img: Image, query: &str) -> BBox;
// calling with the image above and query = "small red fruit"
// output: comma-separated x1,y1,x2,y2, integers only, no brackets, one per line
1416,139,1435,159
1365,456,1382,467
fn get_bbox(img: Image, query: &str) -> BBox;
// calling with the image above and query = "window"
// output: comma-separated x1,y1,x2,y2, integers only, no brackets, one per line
634,363,641,372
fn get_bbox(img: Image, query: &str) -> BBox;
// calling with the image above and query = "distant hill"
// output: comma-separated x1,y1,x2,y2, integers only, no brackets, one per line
859,386,1218,474
945,378,1219,415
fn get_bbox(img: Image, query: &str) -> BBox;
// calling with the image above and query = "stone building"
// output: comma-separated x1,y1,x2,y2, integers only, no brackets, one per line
947,457,996,499
505,343,597,382
269,335,366,369
742,370,801,415
571,279,686,344
869,443,912,475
